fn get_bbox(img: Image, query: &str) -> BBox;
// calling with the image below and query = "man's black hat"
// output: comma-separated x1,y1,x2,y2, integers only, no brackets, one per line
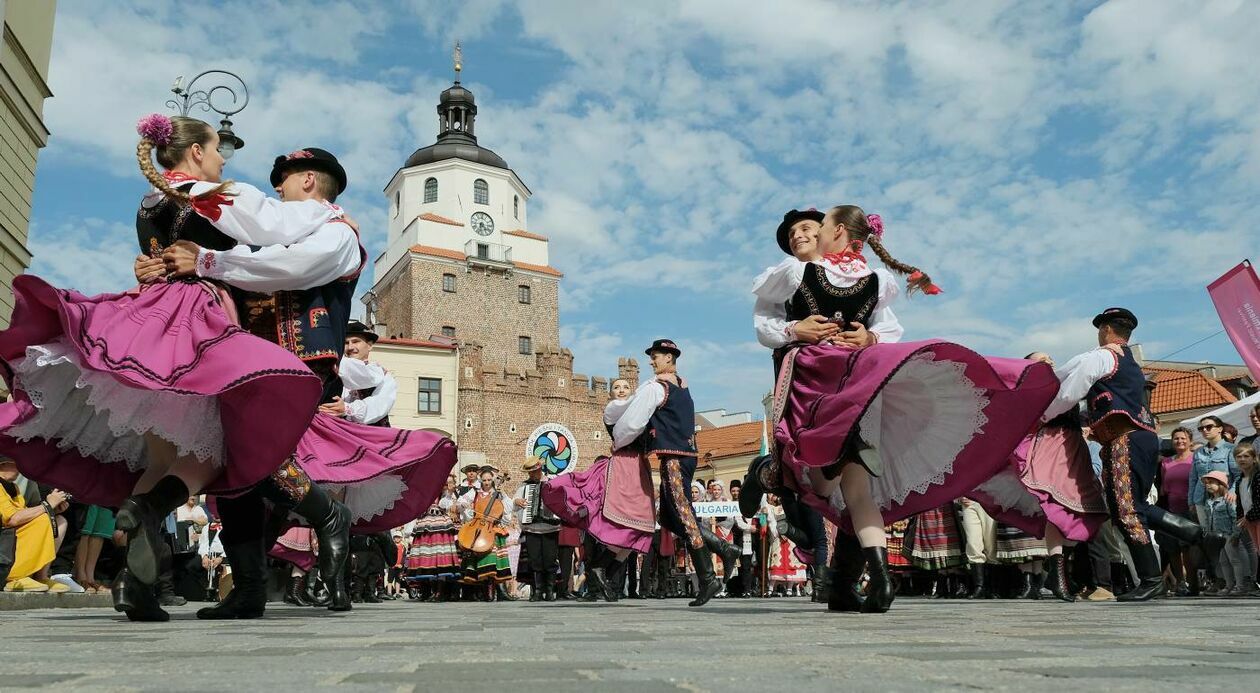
645,339,681,358
460,464,481,473
1092,307,1139,329
776,208,825,255
270,147,348,194
345,320,379,343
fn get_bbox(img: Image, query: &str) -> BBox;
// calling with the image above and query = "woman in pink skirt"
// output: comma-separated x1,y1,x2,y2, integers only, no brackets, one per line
761,205,1059,613
0,115,327,605
543,377,656,601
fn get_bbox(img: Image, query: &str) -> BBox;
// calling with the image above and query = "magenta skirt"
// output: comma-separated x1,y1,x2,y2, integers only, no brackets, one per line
293,413,458,533
0,275,322,505
270,528,316,572
773,340,1059,528
542,450,655,553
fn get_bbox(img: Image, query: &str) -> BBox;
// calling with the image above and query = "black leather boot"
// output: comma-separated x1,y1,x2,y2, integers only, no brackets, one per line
284,573,313,606
115,476,189,586
688,546,722,607
288,485,352,612
968,564,991,599
1111,562,1134,595
1017,571,1041,600
932,575,949,599
305,567,330,606
364,575,383,603
112,568,170,622
544,574,557,602
529,572,543,602
1146,507,1206,545
155,543,187,607
812,566,832,604
603,559,626,602
699,526,741,583
951,573,972,598
1046,554,1075,602
579,559,607,602
739,454,773,519
1116,542,1163,602
861,547,894,613
197,538,267,619
827,532,866,612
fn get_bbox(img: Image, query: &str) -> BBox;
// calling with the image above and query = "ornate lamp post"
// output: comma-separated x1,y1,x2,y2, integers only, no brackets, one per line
167,70,249,158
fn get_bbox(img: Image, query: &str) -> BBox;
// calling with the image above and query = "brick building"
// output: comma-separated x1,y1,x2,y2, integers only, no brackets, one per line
366,69,631,477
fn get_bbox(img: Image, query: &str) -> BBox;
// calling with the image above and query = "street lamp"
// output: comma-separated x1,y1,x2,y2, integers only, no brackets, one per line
167,70,249,159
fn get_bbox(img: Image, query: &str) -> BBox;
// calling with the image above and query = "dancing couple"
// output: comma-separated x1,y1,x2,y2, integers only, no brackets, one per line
0,113,455,622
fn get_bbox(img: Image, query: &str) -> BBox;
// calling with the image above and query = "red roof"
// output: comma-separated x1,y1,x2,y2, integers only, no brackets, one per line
417,212,463,227
1143,366,1237,415
504,229,549,241
378,337,456,350
696,421,764,460
513,260,564,277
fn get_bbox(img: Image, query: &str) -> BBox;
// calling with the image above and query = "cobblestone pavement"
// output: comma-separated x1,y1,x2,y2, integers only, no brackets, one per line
6,596,1260,691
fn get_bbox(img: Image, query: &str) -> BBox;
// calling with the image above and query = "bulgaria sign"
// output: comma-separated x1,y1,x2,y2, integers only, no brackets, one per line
1208,261,1260,380
526,423,577,476
691,501,742,517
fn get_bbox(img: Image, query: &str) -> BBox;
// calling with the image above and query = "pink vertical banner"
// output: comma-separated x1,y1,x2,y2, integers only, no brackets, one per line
1208,261,1260,379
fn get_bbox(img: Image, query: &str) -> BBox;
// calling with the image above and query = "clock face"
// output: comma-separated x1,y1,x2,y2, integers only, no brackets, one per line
470,211,495,236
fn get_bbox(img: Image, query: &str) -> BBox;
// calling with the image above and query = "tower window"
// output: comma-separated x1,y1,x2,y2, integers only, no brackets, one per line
441,273,456,293
418,378,442,414
518,285,531,304
474,179,488,205
424,177,438,204
441,326,456,338
518,336,532,355
476,243,489,259
393,191,400,217
513,195,519,219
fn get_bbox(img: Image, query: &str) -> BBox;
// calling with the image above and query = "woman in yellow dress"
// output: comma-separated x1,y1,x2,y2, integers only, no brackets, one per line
1,457,68,592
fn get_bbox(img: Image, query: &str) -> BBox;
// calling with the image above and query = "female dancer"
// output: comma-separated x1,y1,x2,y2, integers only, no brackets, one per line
966,351,1110,601
758,205,1059,613
542,377,657,602
0,116,326,614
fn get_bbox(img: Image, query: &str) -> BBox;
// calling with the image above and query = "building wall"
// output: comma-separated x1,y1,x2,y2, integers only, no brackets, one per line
366,341,460,437
0,1,55,328
377,252,560,372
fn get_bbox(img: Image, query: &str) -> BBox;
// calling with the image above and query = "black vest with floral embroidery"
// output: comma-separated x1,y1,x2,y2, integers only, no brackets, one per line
784,262,880,328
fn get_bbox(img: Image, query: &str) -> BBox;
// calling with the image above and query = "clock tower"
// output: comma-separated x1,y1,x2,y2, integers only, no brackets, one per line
369,71,563,372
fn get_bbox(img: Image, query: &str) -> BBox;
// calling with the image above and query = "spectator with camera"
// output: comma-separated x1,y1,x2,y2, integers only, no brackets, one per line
1,457,70,592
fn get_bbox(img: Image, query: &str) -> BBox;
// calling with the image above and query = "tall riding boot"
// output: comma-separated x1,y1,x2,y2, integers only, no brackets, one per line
112,568,170,622
1145,506,1209,545
349,577,364,603
287,484,351,612
603,558,626,602
968,564,991,599
530,572,543,602
284,573,313,606
1110,562,1133,595
544,573,557,602
305,567,331,606
1046,554,1075,602
687,546,722,607
364,572,383,603
777,518,810,548
115,476,189,585
155,543,187,607
861,547,895,613
1017,571,1040,600
932,575,949,599
1116,542,1163,602
812,566,832,604
197,538,267,619
827,531,866,612
699,526,741,583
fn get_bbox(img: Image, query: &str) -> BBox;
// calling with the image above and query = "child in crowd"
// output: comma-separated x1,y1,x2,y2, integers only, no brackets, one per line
1232,439,1260,595
1201,471,1250,596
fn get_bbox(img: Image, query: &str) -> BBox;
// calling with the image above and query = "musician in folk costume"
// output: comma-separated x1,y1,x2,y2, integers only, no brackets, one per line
457,469,514,600
612,339,740,607
514,458,561,601
333,321,396,427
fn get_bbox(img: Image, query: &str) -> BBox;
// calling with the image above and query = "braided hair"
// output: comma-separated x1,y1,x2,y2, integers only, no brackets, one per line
827,205,937,295
136,116,233,203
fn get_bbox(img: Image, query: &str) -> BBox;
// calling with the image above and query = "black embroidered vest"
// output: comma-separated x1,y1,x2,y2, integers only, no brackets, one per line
353,385,391,427
1084,345,1156,441
784,263,880,327
644,378,697,458
136,188,236,258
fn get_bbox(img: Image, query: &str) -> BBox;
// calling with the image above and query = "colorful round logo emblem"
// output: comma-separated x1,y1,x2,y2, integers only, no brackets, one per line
525,424,577,476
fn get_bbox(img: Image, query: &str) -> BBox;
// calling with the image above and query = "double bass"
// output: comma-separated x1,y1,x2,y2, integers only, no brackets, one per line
457,490,507,560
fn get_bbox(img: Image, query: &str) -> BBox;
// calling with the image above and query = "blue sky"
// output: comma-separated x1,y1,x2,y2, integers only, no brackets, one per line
28,0,1260,417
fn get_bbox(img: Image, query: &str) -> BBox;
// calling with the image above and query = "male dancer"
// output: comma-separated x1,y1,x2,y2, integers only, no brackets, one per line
159,148,362,617
330,321,397,427
1043,308,1220,601
612,339,739,607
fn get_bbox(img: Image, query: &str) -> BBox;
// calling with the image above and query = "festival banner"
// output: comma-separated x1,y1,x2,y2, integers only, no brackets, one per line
1208,261,1260,380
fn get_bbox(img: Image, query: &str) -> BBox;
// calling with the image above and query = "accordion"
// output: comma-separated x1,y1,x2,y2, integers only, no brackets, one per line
521,482,558,525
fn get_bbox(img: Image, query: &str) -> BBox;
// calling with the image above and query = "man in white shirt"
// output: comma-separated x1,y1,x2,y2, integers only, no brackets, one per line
324,321,397,427
513,458,561,601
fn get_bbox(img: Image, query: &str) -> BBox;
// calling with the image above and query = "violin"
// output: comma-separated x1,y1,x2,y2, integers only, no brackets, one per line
456,490,507,559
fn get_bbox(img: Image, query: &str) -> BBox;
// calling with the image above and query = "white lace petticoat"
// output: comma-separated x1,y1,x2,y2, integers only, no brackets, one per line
7,338,225,472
